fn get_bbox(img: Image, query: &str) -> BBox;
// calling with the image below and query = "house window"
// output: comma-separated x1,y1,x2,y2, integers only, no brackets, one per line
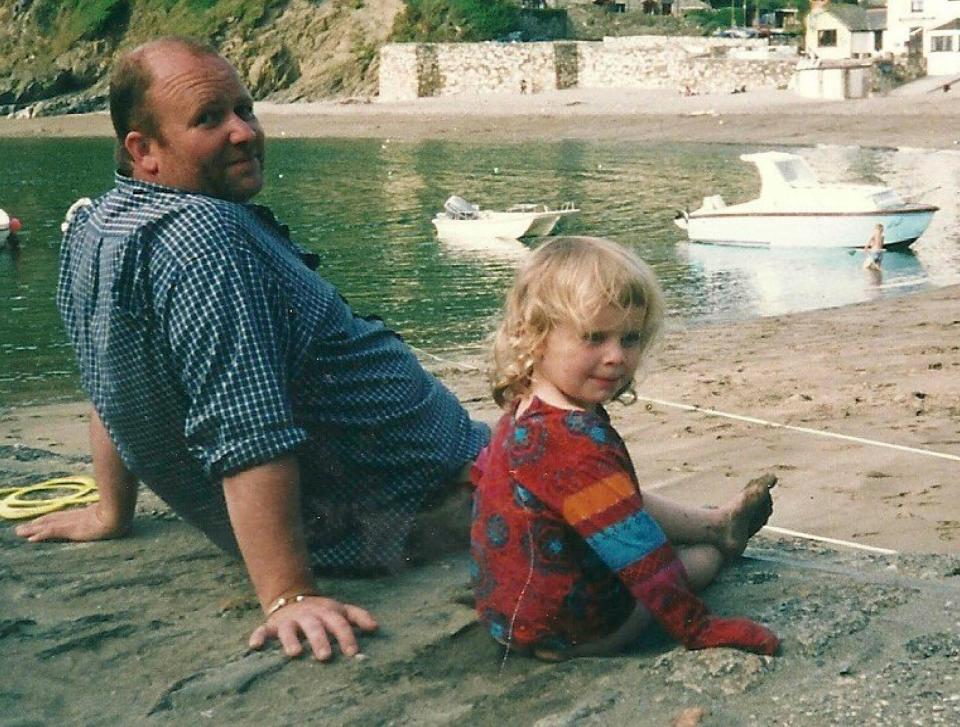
874,31,883,51
931,35,954,52
910,0,923,12
818,29,837,48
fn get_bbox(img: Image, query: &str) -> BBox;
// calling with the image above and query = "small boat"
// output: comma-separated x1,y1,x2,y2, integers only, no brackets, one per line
674,152,938,249
432,196,579,242
1,208,22,247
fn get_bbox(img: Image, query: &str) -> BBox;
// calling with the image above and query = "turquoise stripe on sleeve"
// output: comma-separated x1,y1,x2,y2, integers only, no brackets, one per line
585,510,668,571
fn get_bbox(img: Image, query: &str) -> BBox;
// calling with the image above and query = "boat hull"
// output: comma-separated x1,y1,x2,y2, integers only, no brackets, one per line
432,209,578,243
682,206,936,249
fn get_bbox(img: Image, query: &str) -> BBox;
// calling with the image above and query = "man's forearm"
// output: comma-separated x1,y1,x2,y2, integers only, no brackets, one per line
89,407,138,532
222,455,315,612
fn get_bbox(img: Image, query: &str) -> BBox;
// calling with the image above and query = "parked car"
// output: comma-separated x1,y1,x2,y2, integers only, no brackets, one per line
713,26,758,39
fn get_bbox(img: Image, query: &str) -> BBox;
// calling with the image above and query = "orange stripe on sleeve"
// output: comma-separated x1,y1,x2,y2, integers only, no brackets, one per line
562,472,636,524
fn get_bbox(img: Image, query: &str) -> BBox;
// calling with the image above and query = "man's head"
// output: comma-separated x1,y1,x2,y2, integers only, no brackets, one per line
109,37,265,202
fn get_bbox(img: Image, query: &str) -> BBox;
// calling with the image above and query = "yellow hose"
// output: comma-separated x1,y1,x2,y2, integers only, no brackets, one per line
0,475,99,520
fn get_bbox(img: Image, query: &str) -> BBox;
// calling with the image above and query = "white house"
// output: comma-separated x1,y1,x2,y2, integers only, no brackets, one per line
926,17,960,73
806,3,886,59
885,0,960,55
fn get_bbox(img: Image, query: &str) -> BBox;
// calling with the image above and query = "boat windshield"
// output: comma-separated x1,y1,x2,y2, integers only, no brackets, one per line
871,189,904,209
774,159,817,187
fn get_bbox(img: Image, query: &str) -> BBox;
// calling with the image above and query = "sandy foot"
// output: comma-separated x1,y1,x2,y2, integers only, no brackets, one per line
720,473,777,559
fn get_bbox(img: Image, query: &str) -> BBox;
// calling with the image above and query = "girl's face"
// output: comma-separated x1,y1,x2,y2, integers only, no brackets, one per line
529,303,645,412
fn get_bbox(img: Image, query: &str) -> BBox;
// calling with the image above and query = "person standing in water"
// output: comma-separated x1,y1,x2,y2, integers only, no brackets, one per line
863,223,885,271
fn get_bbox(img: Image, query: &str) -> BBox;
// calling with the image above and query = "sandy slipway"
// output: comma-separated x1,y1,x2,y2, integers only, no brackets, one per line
3,284,960,725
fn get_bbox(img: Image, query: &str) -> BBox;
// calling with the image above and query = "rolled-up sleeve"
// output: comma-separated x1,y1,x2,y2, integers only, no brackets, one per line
167,247,308,478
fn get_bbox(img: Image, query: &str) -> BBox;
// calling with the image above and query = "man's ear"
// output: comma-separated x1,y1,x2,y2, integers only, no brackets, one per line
123,131,159,175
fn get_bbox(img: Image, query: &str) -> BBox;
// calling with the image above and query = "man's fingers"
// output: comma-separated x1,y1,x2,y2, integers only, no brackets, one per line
248,624,269,650
17,521,59,542
277,620,305,657
344,604,379,632
300,620,334,661
15,516,53,538
319,611,360,658
248,600,377,661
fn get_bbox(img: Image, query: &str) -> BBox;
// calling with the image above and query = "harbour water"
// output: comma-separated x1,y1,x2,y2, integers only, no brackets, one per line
2,137,959,405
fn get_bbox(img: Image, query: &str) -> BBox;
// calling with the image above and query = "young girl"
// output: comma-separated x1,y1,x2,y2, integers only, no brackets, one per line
470,236,780,659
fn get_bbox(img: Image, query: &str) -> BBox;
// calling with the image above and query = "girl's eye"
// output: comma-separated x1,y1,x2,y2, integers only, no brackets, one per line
584,331,606,345
622,331,642,347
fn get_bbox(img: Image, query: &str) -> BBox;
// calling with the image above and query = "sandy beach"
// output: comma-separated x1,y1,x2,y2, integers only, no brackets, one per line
3,86,960,148
2,88,959,725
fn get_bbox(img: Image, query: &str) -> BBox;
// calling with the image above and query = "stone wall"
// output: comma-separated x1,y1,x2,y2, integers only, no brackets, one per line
378,36,800,100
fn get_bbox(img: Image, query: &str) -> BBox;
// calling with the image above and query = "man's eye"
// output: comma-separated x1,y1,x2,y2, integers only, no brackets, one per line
197,111,219,126
237,104,256,120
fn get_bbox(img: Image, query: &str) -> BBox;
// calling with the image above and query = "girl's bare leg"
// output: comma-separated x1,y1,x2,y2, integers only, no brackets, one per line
536,544,723,660
643,474,777,559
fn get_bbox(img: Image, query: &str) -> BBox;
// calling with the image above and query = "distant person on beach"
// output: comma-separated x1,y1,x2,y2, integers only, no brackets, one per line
470,236,780,659
15,37,488,662
863,223,885,271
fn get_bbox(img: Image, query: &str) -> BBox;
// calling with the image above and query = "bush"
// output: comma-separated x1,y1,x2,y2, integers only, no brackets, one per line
393,0,520,42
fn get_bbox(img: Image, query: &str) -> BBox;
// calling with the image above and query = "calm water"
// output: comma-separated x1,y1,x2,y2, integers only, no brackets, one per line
3,137,960,406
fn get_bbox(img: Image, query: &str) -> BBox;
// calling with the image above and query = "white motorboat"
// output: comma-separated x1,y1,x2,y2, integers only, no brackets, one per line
432,196,579,242
674,152,938,249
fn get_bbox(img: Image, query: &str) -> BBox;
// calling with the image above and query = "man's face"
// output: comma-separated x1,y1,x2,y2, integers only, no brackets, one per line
140,49,265,202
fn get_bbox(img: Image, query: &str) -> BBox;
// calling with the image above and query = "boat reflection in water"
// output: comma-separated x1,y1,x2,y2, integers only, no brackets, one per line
436,231,531,263
679,242,929,321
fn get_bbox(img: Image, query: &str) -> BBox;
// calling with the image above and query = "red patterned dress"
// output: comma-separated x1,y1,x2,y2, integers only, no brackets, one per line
470,397,779,656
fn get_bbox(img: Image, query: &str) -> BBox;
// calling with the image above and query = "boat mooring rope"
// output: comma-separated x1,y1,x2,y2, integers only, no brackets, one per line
636,395,960,463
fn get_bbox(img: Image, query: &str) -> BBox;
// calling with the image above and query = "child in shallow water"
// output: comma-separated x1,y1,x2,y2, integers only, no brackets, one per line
470,236,780,659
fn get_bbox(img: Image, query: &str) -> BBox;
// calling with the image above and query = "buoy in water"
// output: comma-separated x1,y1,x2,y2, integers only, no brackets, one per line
9,217,21,234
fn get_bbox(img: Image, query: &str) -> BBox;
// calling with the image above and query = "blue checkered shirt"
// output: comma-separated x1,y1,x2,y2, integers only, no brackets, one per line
57,175,488,571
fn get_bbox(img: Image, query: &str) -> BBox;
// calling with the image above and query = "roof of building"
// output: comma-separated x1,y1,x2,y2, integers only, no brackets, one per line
815,4,886,32
675,0,710,10
932,18,960,32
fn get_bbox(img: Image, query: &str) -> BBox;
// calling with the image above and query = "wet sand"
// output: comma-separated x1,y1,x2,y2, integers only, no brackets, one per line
2,89,960,724
2,86,960,148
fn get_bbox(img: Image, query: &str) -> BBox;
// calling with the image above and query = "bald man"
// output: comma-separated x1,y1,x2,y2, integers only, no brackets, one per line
18,37,488,661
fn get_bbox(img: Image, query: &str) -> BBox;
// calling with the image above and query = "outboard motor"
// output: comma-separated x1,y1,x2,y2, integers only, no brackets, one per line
444,195,480,220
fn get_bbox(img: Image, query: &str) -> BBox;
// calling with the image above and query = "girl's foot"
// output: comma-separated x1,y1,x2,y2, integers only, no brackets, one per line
719,473,776,559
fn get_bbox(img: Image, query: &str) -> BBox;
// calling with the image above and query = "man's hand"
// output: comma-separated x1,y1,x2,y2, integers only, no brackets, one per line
14,503,131,543
17,406,140,545
249,596,378,661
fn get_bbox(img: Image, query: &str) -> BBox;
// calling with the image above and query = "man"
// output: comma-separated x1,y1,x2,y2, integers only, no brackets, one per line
16,37,488,662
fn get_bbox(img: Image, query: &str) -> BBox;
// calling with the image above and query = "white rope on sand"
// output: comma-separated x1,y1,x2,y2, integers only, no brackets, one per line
758,526,897,555
637,395,960,463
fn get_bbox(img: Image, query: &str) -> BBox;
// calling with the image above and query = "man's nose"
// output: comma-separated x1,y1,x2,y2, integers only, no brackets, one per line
229,114,259,143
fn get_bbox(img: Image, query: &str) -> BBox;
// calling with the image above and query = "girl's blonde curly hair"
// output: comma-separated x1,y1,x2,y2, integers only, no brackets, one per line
491,236,664,408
